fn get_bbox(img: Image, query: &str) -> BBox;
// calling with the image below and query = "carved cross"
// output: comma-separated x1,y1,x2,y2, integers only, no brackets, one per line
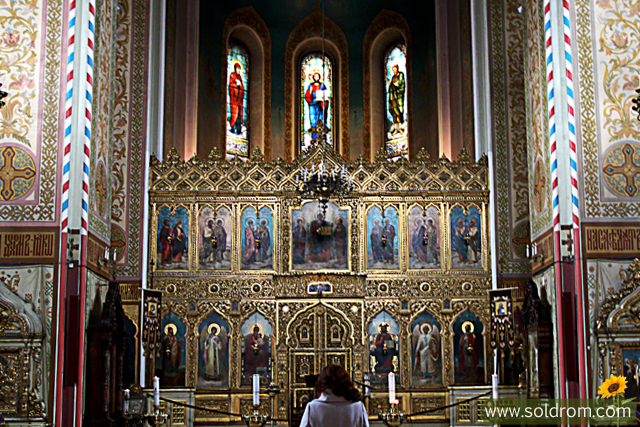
603,143,640,197
0,147,36,201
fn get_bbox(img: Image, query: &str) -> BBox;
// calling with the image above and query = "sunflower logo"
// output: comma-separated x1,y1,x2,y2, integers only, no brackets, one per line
598,374,627,399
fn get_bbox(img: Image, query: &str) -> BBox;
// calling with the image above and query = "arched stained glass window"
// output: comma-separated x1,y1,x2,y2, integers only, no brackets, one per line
384,43,408,161
226,41,250,161
300,53,333,153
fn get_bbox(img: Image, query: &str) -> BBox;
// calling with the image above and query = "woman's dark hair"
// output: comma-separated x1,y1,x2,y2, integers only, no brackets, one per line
316,364,362,402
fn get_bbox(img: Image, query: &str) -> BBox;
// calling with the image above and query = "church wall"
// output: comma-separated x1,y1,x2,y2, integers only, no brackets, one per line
194,0,439,161
525,0,553,241
88,0,118,243
110,0,149,280
0,0,63,225
489,0,532,276
575,0,640,221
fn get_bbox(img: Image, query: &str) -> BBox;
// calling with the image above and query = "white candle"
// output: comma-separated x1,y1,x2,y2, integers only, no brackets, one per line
124,389,130,413
104,246,109,260
492,373,499,400
253,374,260,405
153,376,160,407
112,248,117,261
388,372,396,404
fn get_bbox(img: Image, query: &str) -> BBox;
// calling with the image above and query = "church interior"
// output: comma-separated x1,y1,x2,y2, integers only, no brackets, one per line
1,0,640,425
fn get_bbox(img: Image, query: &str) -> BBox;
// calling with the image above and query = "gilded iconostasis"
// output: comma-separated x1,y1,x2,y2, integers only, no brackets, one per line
147,145,493,421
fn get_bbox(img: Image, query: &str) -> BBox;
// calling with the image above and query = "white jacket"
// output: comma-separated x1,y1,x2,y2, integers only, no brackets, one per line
299,390,370,427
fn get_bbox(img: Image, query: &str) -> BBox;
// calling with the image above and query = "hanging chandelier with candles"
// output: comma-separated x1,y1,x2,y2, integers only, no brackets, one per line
295,151,354,217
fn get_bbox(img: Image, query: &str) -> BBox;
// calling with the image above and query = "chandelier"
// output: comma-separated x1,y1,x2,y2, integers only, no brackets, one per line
295,146,354,217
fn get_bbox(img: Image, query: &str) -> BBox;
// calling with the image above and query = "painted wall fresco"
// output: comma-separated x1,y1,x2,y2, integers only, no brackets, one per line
368,311,400,385
156,312,187,387
292,201,348,270
410,311,442,386
490,0,531,274
197,312,230,388
525,0,552,238
450,206,481,269
0,0,61,222
408,205,441,269
241,207,273,270
157,206,189,270
89,0,117,240
111,0,147,279
623,349,640,400
366,206,399,270
576,0,640,218
452,311,484,384
199,206,231,270
240,312,273,385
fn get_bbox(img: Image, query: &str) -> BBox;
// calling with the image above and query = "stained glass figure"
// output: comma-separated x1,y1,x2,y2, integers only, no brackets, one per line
301,53,333,152
226,41,250,161
384,43,408,161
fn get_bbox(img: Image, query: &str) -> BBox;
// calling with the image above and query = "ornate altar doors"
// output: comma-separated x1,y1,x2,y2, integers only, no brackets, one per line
278,301,365,421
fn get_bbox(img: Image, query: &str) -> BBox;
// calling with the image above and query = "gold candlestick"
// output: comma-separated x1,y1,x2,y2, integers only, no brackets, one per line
243,404,268,427
380,402,405,427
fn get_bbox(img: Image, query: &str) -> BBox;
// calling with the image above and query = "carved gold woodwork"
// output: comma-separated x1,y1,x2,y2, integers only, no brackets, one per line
150,145,492,423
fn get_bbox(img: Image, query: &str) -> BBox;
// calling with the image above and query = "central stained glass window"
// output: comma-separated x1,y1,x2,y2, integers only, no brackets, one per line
300,53,333,153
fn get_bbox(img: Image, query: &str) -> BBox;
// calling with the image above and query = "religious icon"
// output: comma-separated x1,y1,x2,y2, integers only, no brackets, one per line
292,202,348,270
300,326,309,342
453,312,485,384
495,301,507,316
367,207,399,270
450,206,482,268
157,206,189,270
147,302,157,318
368,312,400,385
331,326,340,342
198,313,230,388
410,311,442,386
301,363,309,376
408,206,441,269
622,349,640,401
199,206,231,270
157,312,186,387
241,313,273,385
241,207,274,270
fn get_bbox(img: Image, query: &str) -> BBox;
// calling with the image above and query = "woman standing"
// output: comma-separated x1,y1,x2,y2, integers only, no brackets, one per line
300,364,369,427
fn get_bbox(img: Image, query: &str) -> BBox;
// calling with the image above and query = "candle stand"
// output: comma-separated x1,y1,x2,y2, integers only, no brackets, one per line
243,404,268,427
380,402,405,427
267,381,280,426
122,386,168,427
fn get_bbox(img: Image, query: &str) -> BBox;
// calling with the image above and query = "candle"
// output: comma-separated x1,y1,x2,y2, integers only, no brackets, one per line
124,389,130,413
153,376,160,407
112,248,117,261
104,246,109,260
388,372,396,404
253,374,260,405
526,244,530,258
492,373,499,400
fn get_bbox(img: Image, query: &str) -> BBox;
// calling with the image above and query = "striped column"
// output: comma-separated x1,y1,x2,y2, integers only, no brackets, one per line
61,0,75,233
544,0,567,402
76,0,95,424
562,0,588,400
55,0,76,425
81,0,94,236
